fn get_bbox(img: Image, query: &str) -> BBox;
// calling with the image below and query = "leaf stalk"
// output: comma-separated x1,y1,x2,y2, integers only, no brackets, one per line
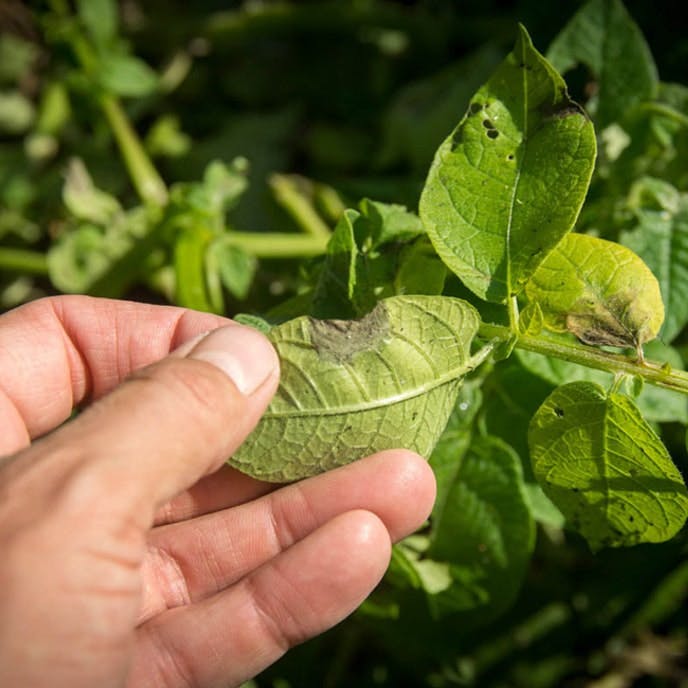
479,322,688,395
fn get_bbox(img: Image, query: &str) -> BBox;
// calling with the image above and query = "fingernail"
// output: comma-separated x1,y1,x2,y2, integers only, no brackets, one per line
187,325,279,395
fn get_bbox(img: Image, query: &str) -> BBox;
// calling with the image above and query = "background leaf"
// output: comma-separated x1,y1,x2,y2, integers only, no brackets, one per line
419,25,596,303
231,295,483,481
76,0,118,49
426,436,535,621
99,53,159,98
620,178,688,342
546,0,658,127
528,381,688,550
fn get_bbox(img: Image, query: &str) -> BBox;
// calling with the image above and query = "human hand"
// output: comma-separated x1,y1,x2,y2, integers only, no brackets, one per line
0,296,436,688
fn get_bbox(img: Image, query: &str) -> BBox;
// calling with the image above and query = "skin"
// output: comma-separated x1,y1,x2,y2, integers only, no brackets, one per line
0,295,436,688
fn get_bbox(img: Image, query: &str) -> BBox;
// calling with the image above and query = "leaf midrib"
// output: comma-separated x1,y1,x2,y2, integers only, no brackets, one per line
504,35,528,297
263,363,466,419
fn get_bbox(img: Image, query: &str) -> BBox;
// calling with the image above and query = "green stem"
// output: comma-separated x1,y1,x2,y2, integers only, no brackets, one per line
270,174,332,241
0,248,49,275
216,232,329,258
479,322,688,395
638,101,688,128
99,96,169,206
53,0,168,207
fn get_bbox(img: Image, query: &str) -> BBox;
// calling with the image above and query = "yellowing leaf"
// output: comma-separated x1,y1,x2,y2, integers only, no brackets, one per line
525,233,664,353
231,295,485,482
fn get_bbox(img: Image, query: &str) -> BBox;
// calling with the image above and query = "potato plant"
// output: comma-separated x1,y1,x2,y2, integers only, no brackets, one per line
2,1,687,685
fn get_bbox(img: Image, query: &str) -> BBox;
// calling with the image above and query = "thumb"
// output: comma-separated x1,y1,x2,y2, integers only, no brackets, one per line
22,323,280,519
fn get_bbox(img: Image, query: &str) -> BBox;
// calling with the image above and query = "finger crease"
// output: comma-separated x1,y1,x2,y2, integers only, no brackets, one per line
147,545,192,611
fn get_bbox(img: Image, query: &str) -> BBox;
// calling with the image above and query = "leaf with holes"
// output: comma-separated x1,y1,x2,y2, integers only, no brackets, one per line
419,24,596,303
231,295,485,482
528,381,688,550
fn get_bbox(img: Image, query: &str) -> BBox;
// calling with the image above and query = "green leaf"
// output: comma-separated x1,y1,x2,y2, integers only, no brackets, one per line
357,198,425,248
99,53,158,98
0,90,35,134
546,0,658,127
378,44,503,172
426,436,535,620
0,34,38,85
311,208,376,319
77,0,118,48
47,207,157,297
528,381,688,550
63,158,122,225
620,179,688,343
479,358,554,469
231,295,484,482
209,240,257,301
419,25,596,304
233,313,272,334
524,233,664,353
430,381,482,516
394,238,447,296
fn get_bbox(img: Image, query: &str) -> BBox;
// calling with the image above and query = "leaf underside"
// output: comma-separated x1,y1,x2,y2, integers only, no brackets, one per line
231,295,481,482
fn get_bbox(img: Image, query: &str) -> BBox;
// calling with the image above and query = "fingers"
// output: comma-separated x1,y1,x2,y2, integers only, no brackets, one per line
8,324,279,524
153,465,276,526
130,510,392,688
139,451,435,622
0,295,232,453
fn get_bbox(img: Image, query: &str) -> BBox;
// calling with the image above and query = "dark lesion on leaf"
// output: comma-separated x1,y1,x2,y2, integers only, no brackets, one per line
539,98,589,122
309,302,390,363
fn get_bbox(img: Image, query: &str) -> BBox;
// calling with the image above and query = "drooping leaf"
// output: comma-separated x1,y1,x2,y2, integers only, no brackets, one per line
426,436,535,620
528,381,688,550
524,233,664,353
419,25,596,303
231,295,485,482
620,178,688,342
546,0,658,127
